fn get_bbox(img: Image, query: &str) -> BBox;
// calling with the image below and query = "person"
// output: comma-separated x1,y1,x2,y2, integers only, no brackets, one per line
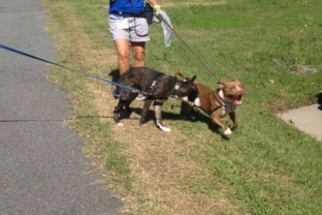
108,0,161,76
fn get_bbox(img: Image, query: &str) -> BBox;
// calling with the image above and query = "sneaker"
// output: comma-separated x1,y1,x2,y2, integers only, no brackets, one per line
136,94,146,101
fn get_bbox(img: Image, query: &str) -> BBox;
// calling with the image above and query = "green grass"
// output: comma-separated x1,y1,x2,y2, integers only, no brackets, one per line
43,0,322,214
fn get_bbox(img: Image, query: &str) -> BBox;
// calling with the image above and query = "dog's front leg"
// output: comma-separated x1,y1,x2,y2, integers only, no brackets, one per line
154,102,171,132
211,116,232,136
140,100,153,126
180,101,194,120
229,112,238,130
113,100,127,125
123,93,136,119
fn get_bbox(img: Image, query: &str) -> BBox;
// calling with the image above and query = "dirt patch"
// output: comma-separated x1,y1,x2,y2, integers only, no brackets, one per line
270,100,288,113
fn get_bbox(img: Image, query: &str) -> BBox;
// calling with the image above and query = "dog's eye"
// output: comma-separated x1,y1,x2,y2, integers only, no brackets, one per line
229,85,236,90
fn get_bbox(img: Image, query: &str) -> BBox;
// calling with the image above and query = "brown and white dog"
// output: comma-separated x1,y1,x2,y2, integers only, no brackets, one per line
181,80,244,136
113,67,200,132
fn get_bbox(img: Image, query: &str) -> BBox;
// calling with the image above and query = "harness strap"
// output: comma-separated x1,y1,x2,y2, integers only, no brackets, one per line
214,89,234,105
210,89,227,114
211,104,223,113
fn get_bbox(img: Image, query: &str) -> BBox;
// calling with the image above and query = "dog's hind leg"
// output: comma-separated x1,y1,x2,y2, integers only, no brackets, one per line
154,102,171,132
139,99,153,126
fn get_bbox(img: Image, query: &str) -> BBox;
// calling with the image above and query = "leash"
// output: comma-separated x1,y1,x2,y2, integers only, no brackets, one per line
0,44,143,95
156,13,217,80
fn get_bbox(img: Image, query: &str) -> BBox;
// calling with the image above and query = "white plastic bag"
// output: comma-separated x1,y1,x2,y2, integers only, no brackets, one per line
157,10,173,48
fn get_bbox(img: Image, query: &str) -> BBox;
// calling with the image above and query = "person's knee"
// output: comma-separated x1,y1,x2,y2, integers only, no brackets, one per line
133,53,144,67
131,42,145,62
118,51,128,62
133,52,144,62
114,39,129,62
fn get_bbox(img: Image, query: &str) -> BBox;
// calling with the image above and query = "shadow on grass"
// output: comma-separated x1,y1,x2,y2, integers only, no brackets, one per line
72,108,230,140
129,107,229,139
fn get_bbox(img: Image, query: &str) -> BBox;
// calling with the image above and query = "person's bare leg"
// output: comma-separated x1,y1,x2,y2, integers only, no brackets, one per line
114,39,130,75
131,41,146,100
131,42,145,68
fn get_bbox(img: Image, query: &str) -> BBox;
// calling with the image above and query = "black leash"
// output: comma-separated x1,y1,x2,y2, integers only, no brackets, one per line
157,13,217,80
0,44,142,94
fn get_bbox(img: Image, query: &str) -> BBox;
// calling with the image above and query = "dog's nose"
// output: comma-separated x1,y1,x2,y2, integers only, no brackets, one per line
236,88,243,94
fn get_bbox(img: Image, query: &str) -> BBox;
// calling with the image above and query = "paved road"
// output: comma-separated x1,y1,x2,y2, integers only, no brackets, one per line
0,0,120,214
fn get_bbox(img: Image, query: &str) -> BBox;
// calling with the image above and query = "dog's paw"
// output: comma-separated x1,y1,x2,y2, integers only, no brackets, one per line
160,126,171,132
223,128,232,135
116,122,124,126
157,123,171,132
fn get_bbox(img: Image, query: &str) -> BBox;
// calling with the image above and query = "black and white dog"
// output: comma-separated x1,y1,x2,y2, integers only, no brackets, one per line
113,67,200,132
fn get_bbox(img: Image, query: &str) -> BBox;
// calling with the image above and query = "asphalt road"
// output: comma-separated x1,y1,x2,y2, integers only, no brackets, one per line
0,0,120,214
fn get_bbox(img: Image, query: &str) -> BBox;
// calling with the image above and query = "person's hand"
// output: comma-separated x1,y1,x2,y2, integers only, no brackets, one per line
153,5,161,15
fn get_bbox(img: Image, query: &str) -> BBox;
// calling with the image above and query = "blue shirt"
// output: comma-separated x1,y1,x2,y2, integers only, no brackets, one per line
109,0,145,15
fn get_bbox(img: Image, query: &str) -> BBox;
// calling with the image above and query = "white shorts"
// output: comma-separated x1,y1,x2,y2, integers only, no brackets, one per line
108,15,150,42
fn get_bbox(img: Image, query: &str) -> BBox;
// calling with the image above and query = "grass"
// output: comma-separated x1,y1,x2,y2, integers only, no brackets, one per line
42,0,322,214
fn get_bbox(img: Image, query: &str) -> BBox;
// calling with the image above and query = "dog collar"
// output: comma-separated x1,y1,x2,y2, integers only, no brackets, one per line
210,90,228,115
216,89,235,105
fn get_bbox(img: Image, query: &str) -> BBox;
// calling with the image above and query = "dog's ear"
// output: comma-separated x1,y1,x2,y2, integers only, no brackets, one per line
218,81,226,89
190,75,197,83
175,72,186,81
